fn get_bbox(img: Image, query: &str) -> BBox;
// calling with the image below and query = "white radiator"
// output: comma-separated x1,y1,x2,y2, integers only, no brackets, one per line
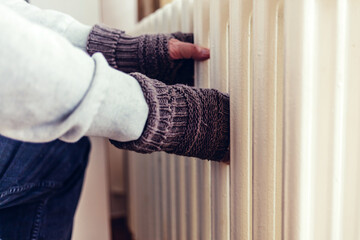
127,0,360,239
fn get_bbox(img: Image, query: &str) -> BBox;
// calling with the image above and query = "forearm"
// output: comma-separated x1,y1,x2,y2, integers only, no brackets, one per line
0,0,91,51
0,4,148,143
0,0,197,86
111,73,230,161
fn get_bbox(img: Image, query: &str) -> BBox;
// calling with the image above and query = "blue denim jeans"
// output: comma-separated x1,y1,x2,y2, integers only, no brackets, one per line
0,135,91,240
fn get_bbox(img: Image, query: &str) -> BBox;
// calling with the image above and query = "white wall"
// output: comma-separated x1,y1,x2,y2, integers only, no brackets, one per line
101,0,137,30
72,137,111,240
31,0,101,25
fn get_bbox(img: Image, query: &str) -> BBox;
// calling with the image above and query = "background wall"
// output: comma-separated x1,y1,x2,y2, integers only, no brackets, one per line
101,0,137,30
31,0,101,25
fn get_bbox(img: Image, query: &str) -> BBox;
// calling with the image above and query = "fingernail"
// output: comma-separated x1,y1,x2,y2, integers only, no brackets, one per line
201,49,210,57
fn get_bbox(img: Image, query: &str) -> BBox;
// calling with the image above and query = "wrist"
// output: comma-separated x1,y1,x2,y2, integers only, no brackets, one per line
87,24,141,72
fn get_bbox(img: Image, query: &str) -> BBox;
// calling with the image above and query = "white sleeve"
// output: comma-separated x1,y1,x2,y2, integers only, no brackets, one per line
0,0,92,51
0,3,149,143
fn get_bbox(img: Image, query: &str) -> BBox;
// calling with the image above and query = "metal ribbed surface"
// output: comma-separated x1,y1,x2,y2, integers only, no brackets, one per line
128,0,360,239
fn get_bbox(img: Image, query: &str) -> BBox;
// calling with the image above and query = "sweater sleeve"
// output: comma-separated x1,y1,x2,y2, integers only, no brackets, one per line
0,0,91,51
0,3,149,143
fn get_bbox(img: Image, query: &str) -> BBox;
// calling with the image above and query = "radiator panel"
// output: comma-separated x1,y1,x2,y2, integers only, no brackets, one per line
229,0,253,239
127,0,360,239
193,1,212,240
209,0,230,240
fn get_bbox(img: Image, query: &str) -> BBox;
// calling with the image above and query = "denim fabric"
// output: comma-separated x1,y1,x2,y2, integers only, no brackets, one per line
0,135,91,240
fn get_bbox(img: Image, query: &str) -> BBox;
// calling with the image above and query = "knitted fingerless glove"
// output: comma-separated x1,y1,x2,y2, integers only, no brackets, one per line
110,73,230,161
87,24,194,85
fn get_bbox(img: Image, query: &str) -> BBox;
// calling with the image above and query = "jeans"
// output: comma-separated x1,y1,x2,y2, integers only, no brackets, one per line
0,135,91,240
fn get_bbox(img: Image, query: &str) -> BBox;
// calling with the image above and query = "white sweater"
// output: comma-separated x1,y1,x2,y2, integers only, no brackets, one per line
0,0,149,143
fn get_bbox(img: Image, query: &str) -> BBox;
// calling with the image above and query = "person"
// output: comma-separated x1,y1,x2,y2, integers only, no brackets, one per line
0,0,229,239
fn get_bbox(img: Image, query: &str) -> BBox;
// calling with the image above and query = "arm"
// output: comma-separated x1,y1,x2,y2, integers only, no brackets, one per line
110,73,230,161
0,0,91,51
0,4,148,143
87,25,198,85
1,0,209,85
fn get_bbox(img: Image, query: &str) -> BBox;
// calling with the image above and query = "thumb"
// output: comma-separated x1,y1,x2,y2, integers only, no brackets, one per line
169,38,210,61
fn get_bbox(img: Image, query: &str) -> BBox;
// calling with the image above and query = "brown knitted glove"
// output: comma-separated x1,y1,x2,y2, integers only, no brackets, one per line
87,24,194,86
110,73,230,161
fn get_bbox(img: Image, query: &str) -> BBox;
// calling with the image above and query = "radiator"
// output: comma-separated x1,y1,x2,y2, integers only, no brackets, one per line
126,0,360,239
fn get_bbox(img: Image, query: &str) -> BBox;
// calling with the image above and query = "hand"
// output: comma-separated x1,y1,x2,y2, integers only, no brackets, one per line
110,72,230,162
169,38,210,61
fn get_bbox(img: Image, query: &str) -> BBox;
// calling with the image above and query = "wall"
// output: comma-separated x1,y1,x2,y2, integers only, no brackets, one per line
101,0,137,30
31,0,101,25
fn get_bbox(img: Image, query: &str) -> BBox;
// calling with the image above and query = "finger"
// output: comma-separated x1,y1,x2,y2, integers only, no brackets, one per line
190,44,210,60
169,39,210,61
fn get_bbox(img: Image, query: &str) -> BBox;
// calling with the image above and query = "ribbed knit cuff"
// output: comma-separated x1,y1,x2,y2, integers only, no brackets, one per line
86,24,135,70
110,73,230,161
110,72,189,153
87,24,194,85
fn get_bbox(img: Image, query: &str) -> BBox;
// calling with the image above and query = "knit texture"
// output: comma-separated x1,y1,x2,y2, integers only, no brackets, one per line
110,73,230,161
86,24,194,85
